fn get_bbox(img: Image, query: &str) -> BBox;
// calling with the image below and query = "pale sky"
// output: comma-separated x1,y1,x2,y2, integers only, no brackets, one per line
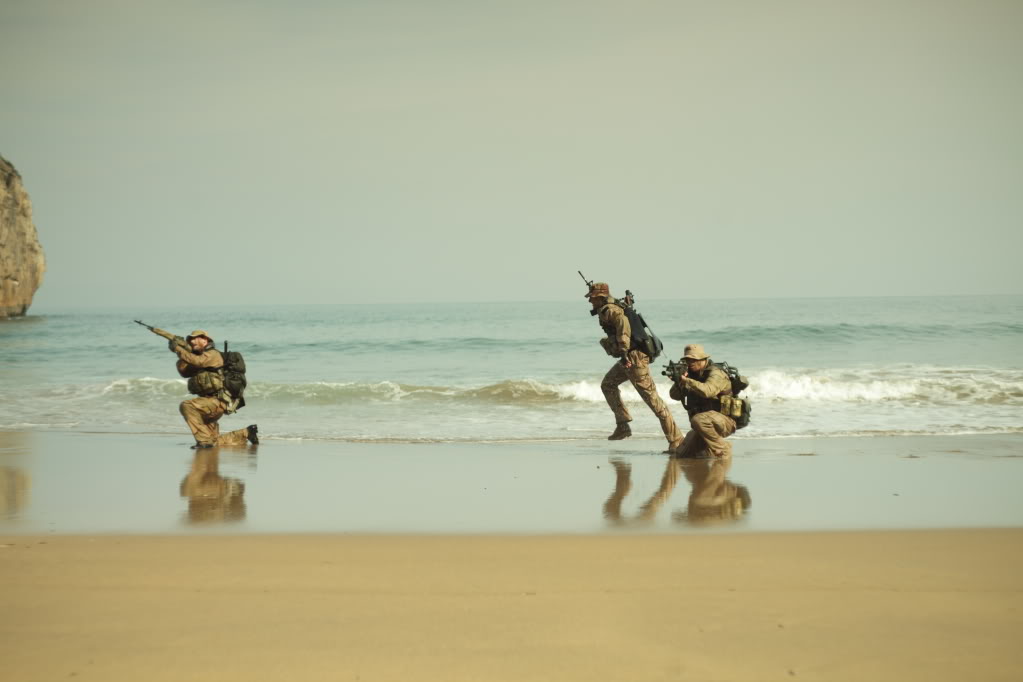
2,0,1021,308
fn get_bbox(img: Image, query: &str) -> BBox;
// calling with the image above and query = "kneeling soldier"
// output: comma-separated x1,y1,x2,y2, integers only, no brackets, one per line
173,329,258,449
668,344,735,458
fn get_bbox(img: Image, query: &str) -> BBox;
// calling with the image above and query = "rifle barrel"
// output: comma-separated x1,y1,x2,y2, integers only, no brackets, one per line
135,320,177,341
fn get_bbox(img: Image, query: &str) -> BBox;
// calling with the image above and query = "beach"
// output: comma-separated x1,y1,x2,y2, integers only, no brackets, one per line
3,298,1022,679
3,431,1023,681
5,0,1023,674
3,531,1021,681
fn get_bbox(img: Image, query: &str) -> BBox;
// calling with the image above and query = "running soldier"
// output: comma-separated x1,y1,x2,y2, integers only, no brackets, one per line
586,282,682,452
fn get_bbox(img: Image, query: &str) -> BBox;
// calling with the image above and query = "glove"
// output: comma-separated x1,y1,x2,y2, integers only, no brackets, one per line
168,336,186,351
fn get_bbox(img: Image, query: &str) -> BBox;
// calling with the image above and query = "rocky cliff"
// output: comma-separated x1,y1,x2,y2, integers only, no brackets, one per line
0,156,46,318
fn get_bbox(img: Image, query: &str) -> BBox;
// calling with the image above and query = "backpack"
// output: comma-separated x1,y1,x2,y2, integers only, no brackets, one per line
715,361,751,429
622,305,664,361
221,341,248,410
715,362,749,396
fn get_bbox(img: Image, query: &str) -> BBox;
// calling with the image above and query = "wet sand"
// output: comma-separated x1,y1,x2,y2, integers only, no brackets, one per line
2,431,1022,680
2,530,1022,681
2,430,1022,534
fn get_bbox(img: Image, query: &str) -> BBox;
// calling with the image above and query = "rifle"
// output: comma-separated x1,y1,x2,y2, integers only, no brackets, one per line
661,359,687,384
580,270,636,308
134,320,186,349
579,271,604,317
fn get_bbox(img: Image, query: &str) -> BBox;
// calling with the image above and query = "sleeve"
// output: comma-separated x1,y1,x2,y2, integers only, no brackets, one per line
176,359,197,378
607,306,631,354
680,367,731,399
173,347,224,370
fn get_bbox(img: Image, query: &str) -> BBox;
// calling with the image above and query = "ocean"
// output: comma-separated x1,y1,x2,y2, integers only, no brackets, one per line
2,295,1021,444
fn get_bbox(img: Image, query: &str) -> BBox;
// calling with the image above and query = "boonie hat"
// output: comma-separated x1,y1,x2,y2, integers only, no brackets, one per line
187,329,213,343
683,344,709,360
585,282,610,299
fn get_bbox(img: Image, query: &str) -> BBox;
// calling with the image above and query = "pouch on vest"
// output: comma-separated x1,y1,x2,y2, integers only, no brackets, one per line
715,362,751,428
719,395,752,429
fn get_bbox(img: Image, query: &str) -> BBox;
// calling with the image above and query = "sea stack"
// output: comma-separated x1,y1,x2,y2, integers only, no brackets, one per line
0,155,46,318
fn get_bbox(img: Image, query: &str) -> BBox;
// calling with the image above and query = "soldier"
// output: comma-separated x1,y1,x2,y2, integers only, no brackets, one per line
668,343,736,458
173,329,258,449
586,282,682,452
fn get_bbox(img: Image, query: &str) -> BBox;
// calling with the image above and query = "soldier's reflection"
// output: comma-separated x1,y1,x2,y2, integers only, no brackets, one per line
180,448,247,524
603,456,751,527
0,432,31,522
1,466,30,520
673,456,751,527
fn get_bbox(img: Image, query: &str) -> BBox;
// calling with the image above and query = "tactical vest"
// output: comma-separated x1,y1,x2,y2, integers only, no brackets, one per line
682,366,732,417
184,350,225,397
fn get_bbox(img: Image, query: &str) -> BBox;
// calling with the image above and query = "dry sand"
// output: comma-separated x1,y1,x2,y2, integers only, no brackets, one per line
3,529,1022,682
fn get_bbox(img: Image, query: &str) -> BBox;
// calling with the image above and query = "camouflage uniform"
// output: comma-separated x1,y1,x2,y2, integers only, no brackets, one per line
589,285,681,448
173,331,252,448
668,344,736,458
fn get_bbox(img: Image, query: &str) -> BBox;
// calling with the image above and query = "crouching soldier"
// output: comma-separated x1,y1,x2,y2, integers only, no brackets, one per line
668,344,735,458
173,329,258,449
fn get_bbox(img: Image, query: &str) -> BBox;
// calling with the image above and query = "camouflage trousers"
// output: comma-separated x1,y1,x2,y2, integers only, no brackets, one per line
601,350,682,445
180,396,249,447
676,410,736,458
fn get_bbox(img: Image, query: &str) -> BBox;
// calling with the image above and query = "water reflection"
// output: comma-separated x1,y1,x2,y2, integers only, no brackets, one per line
1,466,30,520
603,456,751,528
179,448,250,525
674,457,752,527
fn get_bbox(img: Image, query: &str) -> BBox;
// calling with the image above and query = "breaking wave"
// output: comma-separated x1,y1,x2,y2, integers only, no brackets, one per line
751,367,1023,405
65,366,1023,408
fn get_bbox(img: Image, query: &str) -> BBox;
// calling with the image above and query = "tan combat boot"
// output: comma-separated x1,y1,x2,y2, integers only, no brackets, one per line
607,422,632,440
